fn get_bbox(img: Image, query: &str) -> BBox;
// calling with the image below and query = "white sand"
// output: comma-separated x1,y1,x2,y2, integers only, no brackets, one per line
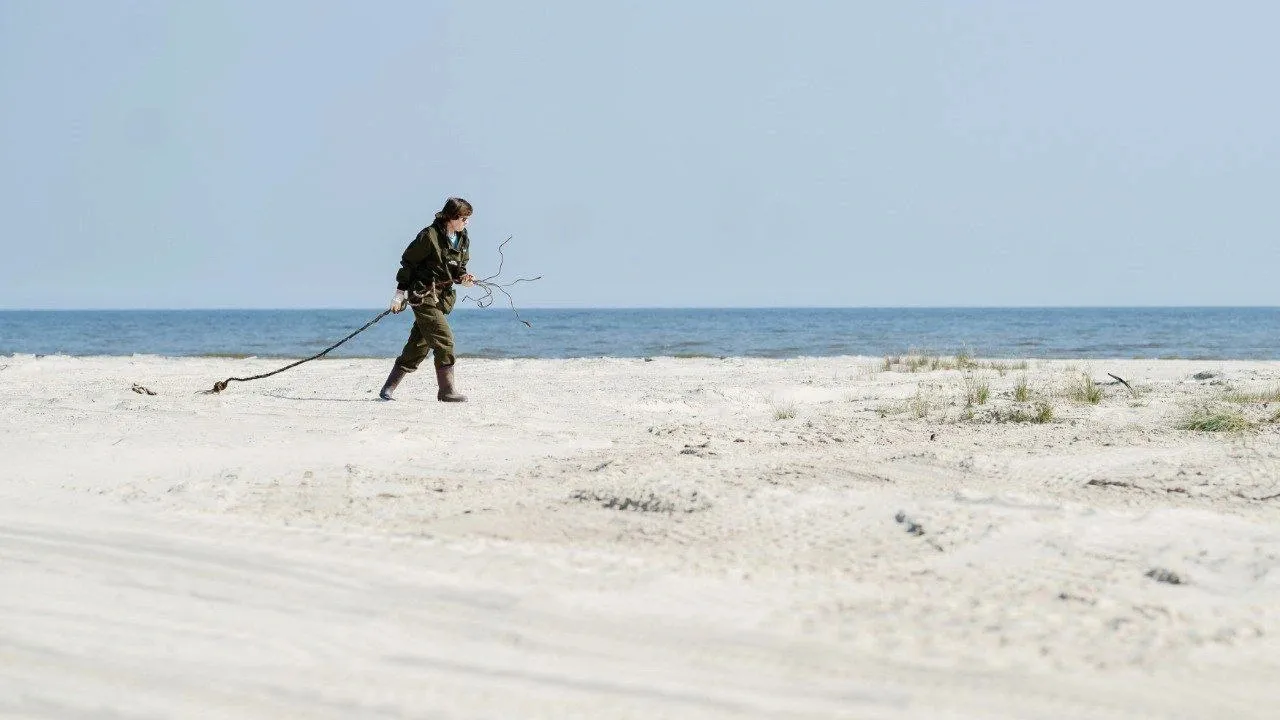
2,354,1279,718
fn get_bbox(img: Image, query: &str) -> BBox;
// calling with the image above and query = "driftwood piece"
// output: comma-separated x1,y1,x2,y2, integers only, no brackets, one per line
1106,373,1133,391
1086,478,1140,490
1146,568,1184,585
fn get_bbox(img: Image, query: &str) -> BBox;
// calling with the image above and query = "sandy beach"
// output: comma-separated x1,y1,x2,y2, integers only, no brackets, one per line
2,354,1279,718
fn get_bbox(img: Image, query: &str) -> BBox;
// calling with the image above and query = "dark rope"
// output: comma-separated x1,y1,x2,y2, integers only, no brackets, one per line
201,309,392,394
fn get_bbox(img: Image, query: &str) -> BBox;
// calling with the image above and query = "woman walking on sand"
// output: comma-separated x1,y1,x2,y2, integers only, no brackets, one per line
378,197,476,402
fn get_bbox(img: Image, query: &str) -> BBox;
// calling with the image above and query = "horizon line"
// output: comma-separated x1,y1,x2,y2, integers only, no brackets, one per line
2,304,1279,312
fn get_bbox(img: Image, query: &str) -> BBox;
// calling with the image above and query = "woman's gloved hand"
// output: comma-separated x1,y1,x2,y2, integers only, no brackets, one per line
389,289,409,313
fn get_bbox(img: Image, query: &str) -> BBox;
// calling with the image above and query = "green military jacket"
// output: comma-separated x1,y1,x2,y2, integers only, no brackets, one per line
396,222,470,314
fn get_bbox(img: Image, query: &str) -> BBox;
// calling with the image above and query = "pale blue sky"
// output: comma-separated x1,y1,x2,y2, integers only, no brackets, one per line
2,1,1277,309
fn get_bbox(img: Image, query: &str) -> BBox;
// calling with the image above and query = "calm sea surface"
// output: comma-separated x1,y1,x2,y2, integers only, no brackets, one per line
2,308,1279,360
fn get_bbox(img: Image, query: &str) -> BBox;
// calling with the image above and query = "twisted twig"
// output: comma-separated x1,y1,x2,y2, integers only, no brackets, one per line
458,236,542,327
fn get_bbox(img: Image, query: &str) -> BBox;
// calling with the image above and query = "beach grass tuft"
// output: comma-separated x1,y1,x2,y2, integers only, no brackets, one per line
909,387,930,419
964,375,990,407
1032,400,1054,423
977,399,1054,424
881,353,1029,376
1067,373,1103,404
1013,374,1031,402
1180,407,1253,432
1225,386,1280,405
1003,400,1055,424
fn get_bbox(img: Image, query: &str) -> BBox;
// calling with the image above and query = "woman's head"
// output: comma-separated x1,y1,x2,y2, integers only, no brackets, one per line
435,197,473,234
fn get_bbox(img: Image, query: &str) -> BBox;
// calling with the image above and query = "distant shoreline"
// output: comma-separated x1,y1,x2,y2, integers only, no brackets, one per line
3,305,1280,312
5,307,1280,360
5,353,1280,363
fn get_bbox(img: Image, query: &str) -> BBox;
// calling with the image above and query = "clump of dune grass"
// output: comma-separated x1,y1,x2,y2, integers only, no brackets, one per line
909,387,931,419
881,353,983,373
963,375,990,407
977,400,1054,424
884,353,933,372
1180,406,1253,432
1035,401,1054,423
980,359,1030,376
1225,386,1280,405
876,386,936,419
881,352,1013,375
975,382,990,406
881,354,915,372
1066,372,1103,404
1029,400,1054,424
1007,400,1055,424
772,401,797,420
1013,374,1031,402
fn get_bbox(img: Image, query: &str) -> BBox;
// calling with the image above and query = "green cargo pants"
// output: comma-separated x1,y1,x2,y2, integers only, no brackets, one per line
394,304,455,371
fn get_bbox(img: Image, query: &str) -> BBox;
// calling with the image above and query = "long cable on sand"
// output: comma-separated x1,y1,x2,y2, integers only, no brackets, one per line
200,309,392,394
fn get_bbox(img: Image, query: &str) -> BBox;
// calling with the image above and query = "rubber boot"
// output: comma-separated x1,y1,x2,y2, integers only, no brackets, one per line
435,363,467,402
379,364,408,401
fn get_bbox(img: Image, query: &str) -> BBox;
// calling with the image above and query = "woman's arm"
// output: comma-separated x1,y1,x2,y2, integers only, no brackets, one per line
396,227,445,290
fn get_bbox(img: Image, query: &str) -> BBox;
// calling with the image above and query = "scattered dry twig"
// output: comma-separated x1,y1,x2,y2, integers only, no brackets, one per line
894,511,925,536
1086,479,1140,490
1106,373,1133,391
1146,568,1184,585
457,236,542,327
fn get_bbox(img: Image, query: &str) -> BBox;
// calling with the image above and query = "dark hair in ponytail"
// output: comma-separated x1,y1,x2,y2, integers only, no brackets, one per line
433,197,473,225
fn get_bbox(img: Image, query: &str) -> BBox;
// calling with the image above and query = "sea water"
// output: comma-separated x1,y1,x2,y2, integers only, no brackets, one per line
2,307,1279,360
